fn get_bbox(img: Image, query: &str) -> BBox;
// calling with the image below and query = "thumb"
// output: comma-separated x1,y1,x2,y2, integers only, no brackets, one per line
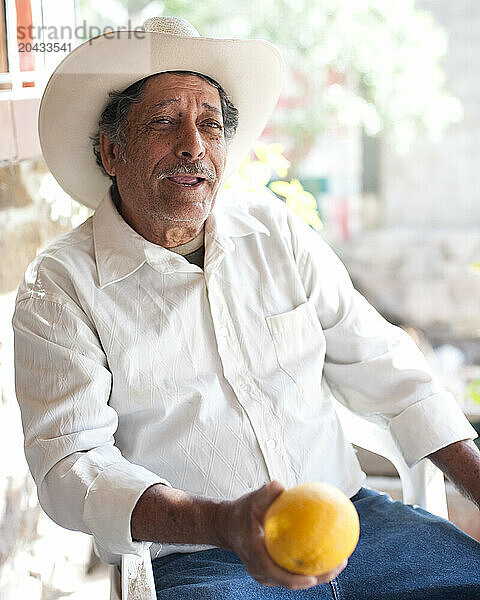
255,480,285,512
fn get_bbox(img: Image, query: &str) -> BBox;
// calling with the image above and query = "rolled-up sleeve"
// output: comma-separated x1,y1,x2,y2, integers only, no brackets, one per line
288,212,477,467
13,294,169,558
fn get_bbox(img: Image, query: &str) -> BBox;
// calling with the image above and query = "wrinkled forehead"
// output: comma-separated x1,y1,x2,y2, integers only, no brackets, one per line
139,71,223,107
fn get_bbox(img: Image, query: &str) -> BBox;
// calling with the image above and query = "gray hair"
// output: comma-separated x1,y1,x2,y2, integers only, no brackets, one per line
91,71,239,182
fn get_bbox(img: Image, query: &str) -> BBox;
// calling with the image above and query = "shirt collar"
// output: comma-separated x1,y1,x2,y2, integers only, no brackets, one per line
93,188,270,288
93,190,147,288
207,189,271,245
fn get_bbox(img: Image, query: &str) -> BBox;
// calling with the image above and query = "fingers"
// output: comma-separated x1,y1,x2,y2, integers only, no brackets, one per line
251,557,348,590
314,559,348,584
246,549,319,590
243,520,321,591
256,551,319,590
253,480,285,514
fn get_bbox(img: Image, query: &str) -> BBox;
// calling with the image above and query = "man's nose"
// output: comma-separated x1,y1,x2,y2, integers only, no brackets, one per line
174,123,206,160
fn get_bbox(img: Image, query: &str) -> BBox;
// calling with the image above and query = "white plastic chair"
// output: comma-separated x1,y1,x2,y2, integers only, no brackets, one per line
333,401,448,518
110,400,448,600
110,552,157,600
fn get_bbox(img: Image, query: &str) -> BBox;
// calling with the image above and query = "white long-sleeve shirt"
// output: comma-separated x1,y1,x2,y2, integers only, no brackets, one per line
13,188,476,564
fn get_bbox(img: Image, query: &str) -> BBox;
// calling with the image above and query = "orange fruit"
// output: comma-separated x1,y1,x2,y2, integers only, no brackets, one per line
263,482,360,576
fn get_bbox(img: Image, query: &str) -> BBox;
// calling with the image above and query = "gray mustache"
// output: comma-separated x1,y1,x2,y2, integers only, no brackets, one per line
157,162,216,183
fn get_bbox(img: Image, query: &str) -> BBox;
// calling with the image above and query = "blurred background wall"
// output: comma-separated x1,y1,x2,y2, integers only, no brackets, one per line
383,1,480,227
1,0,480,597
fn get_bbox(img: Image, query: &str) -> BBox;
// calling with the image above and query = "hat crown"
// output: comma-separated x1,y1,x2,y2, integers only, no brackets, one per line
141,16,200,37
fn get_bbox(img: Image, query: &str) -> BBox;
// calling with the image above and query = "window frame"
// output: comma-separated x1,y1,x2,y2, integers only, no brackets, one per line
0,0,8,74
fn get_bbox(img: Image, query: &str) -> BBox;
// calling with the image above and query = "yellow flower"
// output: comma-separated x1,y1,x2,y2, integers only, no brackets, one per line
225,143,322,231
270,179,323,230
253,142,291,178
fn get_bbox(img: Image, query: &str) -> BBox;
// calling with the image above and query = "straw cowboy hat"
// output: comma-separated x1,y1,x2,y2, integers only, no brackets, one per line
38,16,285,209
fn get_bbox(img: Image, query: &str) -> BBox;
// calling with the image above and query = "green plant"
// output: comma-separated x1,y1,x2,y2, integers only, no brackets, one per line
466,380,480,405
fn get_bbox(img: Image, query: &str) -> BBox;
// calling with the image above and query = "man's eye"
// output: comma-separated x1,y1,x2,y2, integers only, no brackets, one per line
149,117,172,125
204,121,223,129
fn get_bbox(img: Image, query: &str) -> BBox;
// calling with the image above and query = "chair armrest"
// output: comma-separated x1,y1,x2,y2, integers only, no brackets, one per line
110,550,157,600
333,400,448,518
401,458,448,517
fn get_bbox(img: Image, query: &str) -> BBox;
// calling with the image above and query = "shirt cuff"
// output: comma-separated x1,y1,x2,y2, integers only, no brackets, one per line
389,392,478,468
83,461,170,556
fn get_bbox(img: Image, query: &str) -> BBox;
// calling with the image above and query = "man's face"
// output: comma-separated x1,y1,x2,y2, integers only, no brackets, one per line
106,72,227,241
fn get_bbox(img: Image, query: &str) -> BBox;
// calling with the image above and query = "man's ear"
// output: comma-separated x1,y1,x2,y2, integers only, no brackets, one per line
99,132,120,176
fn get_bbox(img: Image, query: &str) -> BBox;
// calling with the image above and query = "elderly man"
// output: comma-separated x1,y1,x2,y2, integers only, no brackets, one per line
13,16,480,600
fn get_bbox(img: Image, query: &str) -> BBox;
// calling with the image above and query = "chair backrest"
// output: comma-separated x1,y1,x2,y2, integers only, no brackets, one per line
111,400,448,599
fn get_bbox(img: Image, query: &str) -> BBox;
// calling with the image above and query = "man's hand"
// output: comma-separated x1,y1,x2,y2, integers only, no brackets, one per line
214,480,348,590
131,480,347,589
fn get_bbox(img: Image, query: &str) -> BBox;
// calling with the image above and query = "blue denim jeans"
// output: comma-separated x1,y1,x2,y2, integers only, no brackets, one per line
152,487,480,599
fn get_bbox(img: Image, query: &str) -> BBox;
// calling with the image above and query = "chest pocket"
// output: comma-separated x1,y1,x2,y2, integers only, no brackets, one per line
266,300,326,400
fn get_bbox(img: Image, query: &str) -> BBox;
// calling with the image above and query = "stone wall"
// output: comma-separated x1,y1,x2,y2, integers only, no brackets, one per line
337,229,480,342
0,159,94,599
336,227,480,417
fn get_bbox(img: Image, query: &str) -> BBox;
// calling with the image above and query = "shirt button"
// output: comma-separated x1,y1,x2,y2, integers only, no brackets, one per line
219,327,228,337
266,439,277,449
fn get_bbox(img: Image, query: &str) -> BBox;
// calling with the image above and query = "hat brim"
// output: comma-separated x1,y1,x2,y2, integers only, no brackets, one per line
38,31,284,209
